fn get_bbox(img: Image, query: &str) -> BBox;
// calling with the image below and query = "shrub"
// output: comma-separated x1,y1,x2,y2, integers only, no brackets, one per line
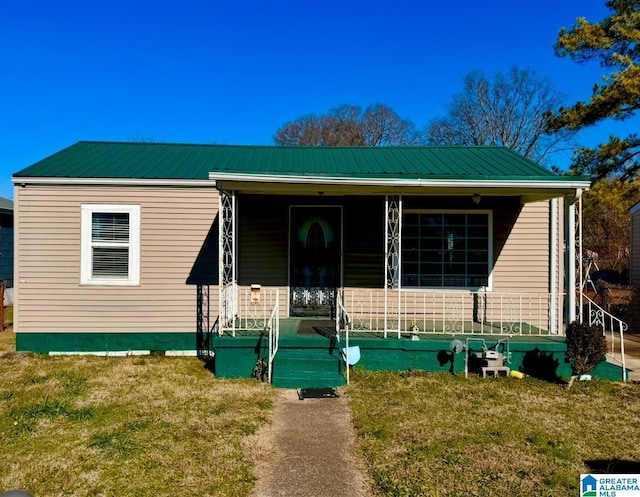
565,321,607,376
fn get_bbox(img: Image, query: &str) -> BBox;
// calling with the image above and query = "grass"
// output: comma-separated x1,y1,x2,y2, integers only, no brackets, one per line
0,346,274,496
347,369,640,497
3,314,640,496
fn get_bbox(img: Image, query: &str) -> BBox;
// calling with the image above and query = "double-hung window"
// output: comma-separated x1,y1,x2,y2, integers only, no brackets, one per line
81,205,140,285
401,211,491,289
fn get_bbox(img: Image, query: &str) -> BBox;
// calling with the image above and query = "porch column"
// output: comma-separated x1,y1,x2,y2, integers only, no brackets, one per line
576,194,584,323
564,190,582,326
384,195,402,338
549,198,559,335
218,190,237,333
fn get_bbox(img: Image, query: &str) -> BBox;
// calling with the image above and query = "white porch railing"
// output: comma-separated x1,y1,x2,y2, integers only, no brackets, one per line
342,289,556,337
336,289,353,385
267,290,280,384
582,294,627,381
220,286,281,337
219,282,237,333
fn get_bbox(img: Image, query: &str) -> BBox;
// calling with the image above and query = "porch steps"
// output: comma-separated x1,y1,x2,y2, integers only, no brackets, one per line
272,346,345,389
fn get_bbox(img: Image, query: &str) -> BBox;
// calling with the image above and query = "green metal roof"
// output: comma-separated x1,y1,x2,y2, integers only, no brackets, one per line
13,141,588,184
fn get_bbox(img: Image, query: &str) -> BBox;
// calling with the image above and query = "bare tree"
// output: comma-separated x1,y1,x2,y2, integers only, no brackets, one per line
274,104,421,146
582,178,640,274
426,67,576,164
273,115,327,146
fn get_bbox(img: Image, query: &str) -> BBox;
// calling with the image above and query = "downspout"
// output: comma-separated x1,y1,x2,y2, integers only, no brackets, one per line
550,198,558,335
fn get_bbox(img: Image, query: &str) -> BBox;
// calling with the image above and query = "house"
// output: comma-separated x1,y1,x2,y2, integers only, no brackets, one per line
14,141,621,385
0,197,14,305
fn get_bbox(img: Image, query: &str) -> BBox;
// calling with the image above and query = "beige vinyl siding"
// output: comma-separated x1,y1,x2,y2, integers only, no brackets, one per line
340,200,554,332
343,197,384,288
632,206,640,285
15,184,218,333
235,195,553,298
492,201,551,294
237,195,288,286
236,195,386,289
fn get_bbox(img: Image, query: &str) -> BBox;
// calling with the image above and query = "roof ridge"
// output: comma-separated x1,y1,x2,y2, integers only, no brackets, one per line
75,140,521,151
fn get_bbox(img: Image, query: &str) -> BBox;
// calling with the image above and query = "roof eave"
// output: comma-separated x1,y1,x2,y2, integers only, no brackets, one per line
208,172,591,190
12,177,217,187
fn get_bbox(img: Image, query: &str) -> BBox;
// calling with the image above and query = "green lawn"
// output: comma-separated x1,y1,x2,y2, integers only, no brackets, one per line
347,369,640,497
2,323,639,497
0,351,273,497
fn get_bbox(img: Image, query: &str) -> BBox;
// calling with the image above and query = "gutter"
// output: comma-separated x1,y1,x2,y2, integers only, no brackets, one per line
11,178,216,187
208,172,591,190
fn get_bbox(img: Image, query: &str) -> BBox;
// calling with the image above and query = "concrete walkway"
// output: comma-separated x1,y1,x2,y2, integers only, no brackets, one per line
250,389,375,497
249,334,640,497
613,332,640,381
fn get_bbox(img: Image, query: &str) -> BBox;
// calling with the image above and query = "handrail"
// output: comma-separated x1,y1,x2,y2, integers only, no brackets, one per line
210,316,220,356
336,290,353,384
212,315,220,334
267,289,280,384
582,294,627,381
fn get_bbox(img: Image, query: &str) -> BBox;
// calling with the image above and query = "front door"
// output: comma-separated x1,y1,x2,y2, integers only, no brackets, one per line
289,206,342,317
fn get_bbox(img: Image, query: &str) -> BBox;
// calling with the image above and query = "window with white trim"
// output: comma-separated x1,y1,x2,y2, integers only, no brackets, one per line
401,211,491,289
81,205,140,285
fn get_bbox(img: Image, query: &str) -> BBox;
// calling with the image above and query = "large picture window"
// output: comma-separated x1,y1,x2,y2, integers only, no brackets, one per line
81,205,140,285
401,211,491,289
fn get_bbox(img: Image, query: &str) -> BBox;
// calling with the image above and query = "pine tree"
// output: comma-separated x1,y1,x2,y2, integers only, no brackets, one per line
548,0,640,180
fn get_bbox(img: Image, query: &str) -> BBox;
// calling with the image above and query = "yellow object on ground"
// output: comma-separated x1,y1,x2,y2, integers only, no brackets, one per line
509,370,524,379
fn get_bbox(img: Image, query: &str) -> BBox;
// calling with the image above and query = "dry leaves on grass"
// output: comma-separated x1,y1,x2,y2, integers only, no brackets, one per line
0,353,274,497
348,370,640,497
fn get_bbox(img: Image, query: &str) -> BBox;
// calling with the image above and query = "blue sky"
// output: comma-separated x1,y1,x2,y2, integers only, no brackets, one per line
0,0,634,199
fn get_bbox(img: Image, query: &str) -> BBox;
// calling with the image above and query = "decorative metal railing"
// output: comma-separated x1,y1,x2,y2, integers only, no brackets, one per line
220,282,237,333
581,294,627,381
220,286,281,336
340,289,556,337
267,290,280,384
196,285,216,359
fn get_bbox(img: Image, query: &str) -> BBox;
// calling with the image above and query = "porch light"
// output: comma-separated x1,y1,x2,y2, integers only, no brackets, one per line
472,193,481,205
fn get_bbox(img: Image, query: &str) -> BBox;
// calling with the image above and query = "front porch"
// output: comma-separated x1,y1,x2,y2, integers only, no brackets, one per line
201,146,598,387
200,286,628,387
211,318,626,388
